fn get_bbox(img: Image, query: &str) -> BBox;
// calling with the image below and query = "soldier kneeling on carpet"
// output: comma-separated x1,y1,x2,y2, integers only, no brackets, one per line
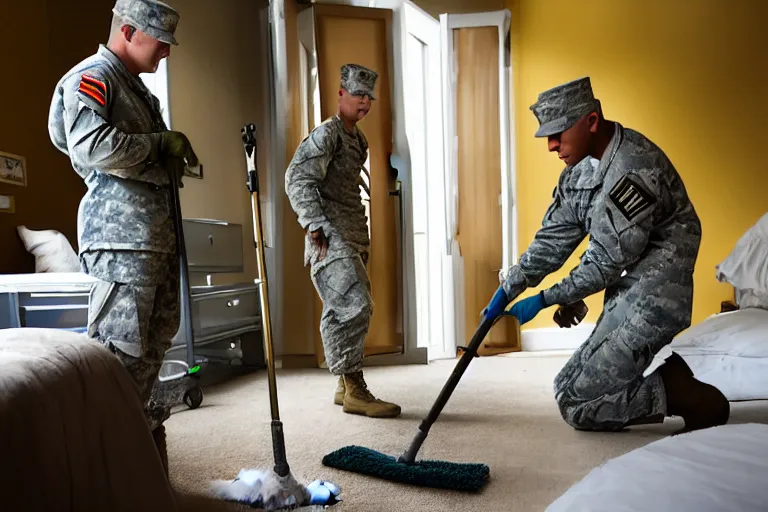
285,63,401,419
484,77,730,435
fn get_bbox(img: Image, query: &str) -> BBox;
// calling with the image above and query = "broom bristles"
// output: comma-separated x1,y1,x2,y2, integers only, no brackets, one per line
322,445,490,492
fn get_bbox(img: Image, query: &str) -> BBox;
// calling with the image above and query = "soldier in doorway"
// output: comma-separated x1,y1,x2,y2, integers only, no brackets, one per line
482,77,730,434
48,0,198,474
285,63,401,418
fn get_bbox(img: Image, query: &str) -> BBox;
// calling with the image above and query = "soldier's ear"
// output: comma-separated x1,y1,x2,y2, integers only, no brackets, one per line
587,112,600,133
121,24,136,42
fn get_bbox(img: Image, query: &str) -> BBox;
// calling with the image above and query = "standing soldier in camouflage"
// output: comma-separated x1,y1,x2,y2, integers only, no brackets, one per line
285,64,401,418
47,0,197,475
483,77,730,434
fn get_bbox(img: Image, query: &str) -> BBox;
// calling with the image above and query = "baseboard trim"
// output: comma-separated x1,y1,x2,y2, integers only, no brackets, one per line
521,324,595,352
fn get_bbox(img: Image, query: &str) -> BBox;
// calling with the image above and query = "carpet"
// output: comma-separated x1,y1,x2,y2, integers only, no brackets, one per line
167,353,768,511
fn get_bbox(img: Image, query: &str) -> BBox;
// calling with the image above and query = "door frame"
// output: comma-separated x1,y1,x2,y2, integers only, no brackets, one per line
291,0,427,367
439,9,515,351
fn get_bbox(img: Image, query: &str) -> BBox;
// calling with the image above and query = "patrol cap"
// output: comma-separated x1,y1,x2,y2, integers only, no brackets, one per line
530,77,601,138
113,0,180,46
340,64,378,100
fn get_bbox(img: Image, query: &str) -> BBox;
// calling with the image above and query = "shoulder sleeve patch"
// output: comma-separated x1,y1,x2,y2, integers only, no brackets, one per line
78,74,108,109
608,174,656,221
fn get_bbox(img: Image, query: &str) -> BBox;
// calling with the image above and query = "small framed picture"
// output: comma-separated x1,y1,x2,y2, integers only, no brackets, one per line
0,151,27,187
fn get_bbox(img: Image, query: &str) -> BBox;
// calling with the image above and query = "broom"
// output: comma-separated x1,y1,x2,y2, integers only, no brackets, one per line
322,313,499,491
209,124,340,509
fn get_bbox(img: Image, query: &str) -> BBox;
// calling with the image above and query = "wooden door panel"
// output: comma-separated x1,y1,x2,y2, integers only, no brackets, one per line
455,26,520,354
312,5,402,363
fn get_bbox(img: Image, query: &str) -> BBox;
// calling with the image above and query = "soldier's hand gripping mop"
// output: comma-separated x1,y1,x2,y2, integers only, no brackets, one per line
322,310,501,491
209,124,340,510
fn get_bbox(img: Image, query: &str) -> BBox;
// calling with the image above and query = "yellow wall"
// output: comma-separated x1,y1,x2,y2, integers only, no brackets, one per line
507,0,768,329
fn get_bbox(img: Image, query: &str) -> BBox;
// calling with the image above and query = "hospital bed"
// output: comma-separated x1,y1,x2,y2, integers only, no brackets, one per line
1,219,266,402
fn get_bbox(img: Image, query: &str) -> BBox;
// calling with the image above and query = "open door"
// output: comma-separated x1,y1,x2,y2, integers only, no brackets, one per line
440,10,520,356
303,4,403,364
402,1,454,361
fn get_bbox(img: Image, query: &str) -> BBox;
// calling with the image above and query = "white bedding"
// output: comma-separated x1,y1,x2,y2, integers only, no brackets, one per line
0,328,179,511
646,308,768,401
547,423,768,512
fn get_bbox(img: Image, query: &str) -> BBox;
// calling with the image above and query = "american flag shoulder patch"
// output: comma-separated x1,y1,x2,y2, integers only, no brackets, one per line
608,174,656,221
78,74,108,107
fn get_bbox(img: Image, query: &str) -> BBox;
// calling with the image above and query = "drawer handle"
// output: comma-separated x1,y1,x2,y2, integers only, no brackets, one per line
208,235,215,246
227,299,240,307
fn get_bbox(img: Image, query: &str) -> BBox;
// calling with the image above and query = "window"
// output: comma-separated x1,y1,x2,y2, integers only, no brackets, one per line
139,58,171,128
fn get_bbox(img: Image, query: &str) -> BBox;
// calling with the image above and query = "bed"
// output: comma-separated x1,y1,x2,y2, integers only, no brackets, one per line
546,423,768,511
645,212,768,401
0,327,178,511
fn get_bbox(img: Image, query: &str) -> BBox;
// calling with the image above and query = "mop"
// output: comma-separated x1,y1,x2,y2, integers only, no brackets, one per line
322,313,501,491
209,124,340,509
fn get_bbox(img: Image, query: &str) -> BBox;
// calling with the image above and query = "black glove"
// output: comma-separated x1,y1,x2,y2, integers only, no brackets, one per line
553,300,588,328
159,131,199,167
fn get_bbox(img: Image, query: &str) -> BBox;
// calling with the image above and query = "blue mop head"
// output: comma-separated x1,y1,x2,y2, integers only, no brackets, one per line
210,469,341,509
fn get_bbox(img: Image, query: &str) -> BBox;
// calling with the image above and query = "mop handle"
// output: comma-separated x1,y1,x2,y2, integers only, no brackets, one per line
398,315,495,465
168,162,195,367
242,124,290,478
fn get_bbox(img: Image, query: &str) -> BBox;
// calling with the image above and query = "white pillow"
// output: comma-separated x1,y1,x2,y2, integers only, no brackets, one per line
715,213,768,308
17,225,81,273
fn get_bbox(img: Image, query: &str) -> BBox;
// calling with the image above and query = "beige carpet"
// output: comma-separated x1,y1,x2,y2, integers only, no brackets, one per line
166,353,768,511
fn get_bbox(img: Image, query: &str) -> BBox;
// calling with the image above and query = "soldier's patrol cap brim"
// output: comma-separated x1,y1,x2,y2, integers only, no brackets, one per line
534,113,586,138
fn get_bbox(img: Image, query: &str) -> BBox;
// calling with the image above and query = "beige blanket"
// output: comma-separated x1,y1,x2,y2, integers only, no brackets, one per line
0,328,178,511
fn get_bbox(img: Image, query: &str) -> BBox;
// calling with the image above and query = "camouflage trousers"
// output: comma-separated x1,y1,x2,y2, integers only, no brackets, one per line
310,252,372,375
552,275,691,431
82,250,180,432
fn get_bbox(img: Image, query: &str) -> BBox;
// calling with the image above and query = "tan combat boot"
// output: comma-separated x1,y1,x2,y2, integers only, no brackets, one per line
334,375,345,406
342,371,401,418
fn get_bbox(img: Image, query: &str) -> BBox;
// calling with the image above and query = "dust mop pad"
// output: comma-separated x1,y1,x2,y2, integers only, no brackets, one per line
322,445,490,492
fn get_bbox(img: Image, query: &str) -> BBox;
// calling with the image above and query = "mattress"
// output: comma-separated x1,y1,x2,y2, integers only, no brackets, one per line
0,271,96,292
645,308,768,401
0,327,178,511
547,423,768,512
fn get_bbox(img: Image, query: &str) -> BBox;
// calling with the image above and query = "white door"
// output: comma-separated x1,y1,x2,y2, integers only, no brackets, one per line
403,1,454,361
440,10,514,352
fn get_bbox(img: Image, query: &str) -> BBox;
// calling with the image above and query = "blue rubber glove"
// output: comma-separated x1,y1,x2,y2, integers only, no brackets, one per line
482,286,511,320
507,292,547,325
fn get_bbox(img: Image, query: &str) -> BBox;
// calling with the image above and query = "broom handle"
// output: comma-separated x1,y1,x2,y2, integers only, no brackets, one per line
243,124,290,478
398,315,495,465
168,163,195,369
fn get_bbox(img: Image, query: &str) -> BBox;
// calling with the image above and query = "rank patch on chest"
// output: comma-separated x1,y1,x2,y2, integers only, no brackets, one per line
78,74,108,107
608,175,655,221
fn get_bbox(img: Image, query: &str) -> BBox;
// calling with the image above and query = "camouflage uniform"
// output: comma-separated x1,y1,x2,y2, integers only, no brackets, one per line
47,0,185,432
285,65,376,376
285,64,401,418
500,77,701,431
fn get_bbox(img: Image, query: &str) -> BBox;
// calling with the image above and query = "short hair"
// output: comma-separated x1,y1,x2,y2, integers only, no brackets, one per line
109,13,134,40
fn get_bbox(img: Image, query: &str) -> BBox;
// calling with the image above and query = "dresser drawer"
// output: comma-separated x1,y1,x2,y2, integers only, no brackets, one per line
183,219,244,273
20,304,89,330
192,284,261,337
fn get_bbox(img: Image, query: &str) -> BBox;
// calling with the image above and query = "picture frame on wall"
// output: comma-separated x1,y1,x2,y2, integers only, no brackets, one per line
0,151,27,187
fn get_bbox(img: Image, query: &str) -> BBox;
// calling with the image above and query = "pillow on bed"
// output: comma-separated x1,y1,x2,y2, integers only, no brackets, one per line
716,212,768,309
17,225,81,273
